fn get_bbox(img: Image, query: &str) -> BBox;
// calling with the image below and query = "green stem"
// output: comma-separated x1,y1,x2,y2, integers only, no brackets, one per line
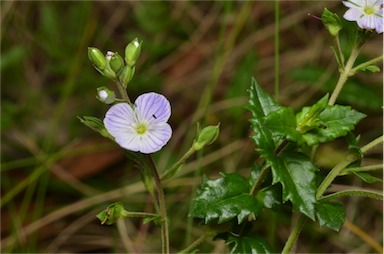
161,147,196,181
178,233,213,254
115,80,131,104
274,0,279,100
350,55,383,75
146,155,169,254
333,35,345,69
340,164,383,176
316,135,383,200
281,214,307,254
320,189,383,202
249,165,270,196
328,46,361,106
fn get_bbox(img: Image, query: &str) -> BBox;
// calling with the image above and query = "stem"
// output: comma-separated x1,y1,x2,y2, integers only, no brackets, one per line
328,46,361,106
334,35,345,69
115,80,131,104
146,155,169,254
281,214,307,254
161,147,196,181
316,135,383,200
340,164,383,176
320,189,383,202
350,55,383,75
178,233,213,254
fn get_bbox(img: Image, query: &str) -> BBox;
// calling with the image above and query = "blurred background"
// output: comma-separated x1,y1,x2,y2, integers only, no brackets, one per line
1,1,382,253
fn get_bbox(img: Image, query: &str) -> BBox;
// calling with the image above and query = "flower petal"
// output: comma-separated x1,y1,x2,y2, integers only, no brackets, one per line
343,8,362,21
135,92,171,123
139,123,172,154
104,103,139,148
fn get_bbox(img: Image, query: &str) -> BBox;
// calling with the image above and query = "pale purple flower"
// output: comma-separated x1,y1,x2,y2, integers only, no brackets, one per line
343,0,383,33
104,92,172,154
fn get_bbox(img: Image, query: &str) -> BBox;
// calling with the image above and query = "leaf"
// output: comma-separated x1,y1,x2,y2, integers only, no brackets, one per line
79,116,111,138
359,65,380,73
257,185,282,210
264,107,301,142
353,172,382,183
248,77,282,119
321,8,343,37
189,173,262,224
296,94,329,133
315,201,346,231
301,105,366,146
269,151,318,220
226,235,274,254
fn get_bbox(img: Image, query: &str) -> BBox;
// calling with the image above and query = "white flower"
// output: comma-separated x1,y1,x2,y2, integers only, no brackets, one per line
104,92,172,154
343,0,383,33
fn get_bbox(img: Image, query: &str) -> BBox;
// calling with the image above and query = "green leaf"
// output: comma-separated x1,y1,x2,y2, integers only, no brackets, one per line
321,8,343,37
248,77,282,119
269,152,318,220
359,65,380,73
296,94,329,133
301,105,366,145
226,235,274,254
264,107,301,142
315,201,346,231
352,172,382,183
257,185,282,210
346,132,363,157
96,202,129,225
189,173,262,224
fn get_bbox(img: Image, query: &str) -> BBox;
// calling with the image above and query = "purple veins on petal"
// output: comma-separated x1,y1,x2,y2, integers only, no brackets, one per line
103,92,172,154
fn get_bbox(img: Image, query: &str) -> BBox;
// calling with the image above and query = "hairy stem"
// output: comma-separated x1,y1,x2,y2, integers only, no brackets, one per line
161,147,196,181
281,214,307,254
146,155,169,254
328,46,360,106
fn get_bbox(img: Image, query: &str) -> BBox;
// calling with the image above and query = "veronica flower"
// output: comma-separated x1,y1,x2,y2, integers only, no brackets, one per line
343,0,383,33
104,92,172,154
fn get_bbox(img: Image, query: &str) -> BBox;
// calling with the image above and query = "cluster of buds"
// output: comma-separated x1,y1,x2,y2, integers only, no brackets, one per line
88,38,142,104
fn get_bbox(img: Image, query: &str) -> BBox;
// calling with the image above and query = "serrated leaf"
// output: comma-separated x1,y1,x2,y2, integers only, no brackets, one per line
189,173,262,224
321,8,343,36
315,201,346,231
296,94,329,133
302,105,366,145
250,119,276,156
269,152,317,220
257,185,282,210
353,172,382,183
359,65,380,73
264,107,301,142
226,235,273,254
248,77,282,119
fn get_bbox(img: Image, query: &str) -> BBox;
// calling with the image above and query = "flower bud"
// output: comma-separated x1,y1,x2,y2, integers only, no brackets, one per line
96,202,129,225
125,38,142,67
88,47,107,70
102,51,117,79
193,124,220,151
96,86,116,104
119,65,135,87
109,52,124,73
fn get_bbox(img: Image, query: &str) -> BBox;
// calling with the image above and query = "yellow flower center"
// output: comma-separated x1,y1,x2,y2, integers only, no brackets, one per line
136,123,147,135
364,5,375,15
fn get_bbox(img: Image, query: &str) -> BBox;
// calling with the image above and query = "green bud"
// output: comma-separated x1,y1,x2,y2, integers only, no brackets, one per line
125,38,142,67
96,86,116,104
321,8,343,37
96,202,129,225
193,124,220,151
88,47,107,70
119,65,135,87
109,52,124,73
78,116,111,138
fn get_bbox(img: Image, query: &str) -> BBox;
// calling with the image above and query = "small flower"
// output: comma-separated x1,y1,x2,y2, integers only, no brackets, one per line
343,0,383,33
104,92,172,154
